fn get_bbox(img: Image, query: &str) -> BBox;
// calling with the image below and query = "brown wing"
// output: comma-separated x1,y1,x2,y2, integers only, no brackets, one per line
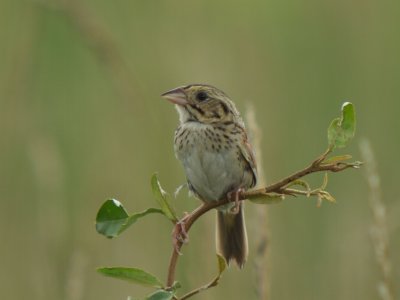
239,132,258,188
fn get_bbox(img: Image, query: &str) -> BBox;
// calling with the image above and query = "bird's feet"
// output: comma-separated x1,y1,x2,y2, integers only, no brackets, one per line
172,212,190,254
227,188,244,214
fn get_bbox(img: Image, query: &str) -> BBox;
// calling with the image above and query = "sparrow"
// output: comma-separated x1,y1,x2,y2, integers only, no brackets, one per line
162,84,257,267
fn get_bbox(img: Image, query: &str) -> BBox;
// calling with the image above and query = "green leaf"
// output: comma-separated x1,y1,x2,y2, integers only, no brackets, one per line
216,254,227,276
170,281,182,292
146,290,174,300
249,192,284,205
321,172,328,190
285,179,311,192
151,174,178,222
96,199,128,238
328,118,340,146
96,199,163,238
97,267,163,288
319,190,336,203
328,102,356,149
123,207,164,233
322,154,352,164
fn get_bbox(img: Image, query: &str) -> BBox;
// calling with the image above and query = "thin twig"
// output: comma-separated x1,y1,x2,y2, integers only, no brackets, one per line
166,147,360,290
360,139,395,300
179,265,222,300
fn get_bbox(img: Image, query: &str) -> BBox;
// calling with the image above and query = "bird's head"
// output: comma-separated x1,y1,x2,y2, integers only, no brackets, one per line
162,84,242,124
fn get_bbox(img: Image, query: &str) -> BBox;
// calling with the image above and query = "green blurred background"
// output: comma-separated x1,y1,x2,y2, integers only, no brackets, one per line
1,0,399,299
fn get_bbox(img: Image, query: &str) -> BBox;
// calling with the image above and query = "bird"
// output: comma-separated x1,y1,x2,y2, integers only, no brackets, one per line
161,84,257,267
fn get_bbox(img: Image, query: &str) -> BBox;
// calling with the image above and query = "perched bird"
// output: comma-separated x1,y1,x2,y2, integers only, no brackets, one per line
162,84,257,267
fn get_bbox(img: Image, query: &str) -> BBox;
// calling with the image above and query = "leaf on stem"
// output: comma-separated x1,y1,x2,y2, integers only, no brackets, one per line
96,199,163,238
151,174,178,222
170,281,182,292
97,267,164,288
145,290,175,300
216,254,227,276
321,172,328,190
249,192,284,205
285,179,311,195
327,102,356,149
322,154,352,165
314,174,336,207
319,190,336,203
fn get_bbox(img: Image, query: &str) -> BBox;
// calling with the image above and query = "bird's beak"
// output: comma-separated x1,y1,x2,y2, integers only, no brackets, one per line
161,87,188,106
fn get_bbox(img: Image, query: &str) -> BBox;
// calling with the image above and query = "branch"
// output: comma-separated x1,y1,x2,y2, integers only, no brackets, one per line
166,147,362,289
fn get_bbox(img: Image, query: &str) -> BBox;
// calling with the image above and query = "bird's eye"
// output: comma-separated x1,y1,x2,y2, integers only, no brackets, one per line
196,91,208,102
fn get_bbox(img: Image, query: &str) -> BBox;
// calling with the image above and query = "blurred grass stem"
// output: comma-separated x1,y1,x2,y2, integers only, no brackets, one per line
246,105,270,300
38,0,146,110
359,139,395,300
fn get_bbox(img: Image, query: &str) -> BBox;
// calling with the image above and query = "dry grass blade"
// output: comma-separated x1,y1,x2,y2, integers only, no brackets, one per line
246,105,270,300
359,139,395,300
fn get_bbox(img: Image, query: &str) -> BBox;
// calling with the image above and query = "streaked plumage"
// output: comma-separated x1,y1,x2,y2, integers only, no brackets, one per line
162,84,257,267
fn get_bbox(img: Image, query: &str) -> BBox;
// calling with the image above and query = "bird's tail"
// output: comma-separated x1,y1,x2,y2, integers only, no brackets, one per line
216,204,248,268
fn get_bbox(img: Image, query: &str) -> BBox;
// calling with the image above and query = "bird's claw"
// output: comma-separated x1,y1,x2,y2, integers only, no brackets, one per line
228,188,244,214
172,213,190,254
